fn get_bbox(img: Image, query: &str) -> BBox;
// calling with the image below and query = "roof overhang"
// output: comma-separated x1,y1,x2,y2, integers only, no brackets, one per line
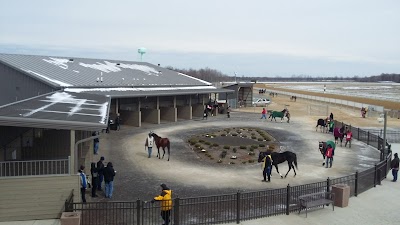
0,91,111,131
65,86,234,98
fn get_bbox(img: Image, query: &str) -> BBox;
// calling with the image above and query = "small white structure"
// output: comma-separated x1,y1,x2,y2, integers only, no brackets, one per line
377,113,384,123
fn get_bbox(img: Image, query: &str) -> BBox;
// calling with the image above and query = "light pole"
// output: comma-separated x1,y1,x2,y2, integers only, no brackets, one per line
382,109,388,159
234,72,237,83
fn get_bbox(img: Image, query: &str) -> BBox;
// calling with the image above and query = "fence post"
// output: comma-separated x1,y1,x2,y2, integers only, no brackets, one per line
174,198,180,225
326,177,330,192
377,167,382,185
355,171,358,197
236,191,240,224
64,200,72,212
136,199,141,225
374,164,377,187
286,184,290,215
367,131,370,145
357,128,360,140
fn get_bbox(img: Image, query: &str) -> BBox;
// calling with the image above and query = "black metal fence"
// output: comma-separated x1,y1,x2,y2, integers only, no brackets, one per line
66,121,393,225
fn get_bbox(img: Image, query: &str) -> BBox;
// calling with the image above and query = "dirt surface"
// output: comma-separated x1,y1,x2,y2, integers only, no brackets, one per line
89,85,398,203
248,85,400,129
254,83,400,110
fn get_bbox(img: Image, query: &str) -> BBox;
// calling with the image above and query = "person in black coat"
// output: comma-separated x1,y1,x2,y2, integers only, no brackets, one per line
90,162,99,197
103,162,116,198
391,153,399,182
115,114,121,131
96,156,105,191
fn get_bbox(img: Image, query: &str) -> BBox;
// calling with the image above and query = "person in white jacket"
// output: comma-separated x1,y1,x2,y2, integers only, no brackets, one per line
145,132,155,158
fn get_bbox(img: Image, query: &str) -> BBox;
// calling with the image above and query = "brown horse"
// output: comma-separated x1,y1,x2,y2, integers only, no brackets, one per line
151,133,171,161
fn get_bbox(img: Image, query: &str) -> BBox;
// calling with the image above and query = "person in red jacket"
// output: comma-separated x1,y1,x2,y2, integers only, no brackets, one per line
345,129,353,148
260,108,267,119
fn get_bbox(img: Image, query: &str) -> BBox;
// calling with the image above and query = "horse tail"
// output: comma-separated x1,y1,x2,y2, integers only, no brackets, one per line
294,154,298,169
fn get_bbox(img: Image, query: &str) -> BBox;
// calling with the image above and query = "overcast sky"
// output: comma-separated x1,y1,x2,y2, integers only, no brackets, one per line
1,0,399,77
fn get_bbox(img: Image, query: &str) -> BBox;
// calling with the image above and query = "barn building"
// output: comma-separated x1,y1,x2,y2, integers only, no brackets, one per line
0,53,233,221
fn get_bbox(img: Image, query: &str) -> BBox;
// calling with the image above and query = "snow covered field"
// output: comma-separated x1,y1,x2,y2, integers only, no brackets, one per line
267,82,400,102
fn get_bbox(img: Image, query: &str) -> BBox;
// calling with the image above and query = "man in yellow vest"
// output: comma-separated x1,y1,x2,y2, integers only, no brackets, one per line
262,153,273,182
152,183,172,225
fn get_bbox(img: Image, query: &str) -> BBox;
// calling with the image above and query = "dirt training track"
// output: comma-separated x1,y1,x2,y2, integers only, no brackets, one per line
255,83,400,111
96,109,380,203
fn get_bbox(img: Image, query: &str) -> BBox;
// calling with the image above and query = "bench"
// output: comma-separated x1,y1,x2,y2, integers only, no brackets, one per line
298,192,335,217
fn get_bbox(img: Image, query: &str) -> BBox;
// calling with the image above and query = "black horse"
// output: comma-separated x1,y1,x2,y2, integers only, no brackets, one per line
258,151,298,178
290,96,297,101
318,141,327,166
316,118,328,133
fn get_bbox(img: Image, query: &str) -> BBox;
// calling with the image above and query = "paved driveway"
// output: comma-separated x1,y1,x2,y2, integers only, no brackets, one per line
96,111,380,202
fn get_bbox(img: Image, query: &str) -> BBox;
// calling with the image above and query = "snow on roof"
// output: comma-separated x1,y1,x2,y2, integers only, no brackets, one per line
118,63,159,75
64,86,217,93
22,69,73,87
42,57,70,69
22,92,109,124
42,57,160,75
178,73,212,85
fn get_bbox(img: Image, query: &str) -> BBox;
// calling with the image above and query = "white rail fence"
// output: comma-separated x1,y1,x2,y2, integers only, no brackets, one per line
0,158,70,177
264,89,384,117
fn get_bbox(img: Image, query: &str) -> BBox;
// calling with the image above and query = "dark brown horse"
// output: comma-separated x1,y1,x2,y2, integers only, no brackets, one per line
151,133,171,161
258,151,298,178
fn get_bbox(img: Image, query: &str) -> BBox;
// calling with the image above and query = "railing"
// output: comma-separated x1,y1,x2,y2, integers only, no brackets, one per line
0,158,70,177
66,121,394,225
261,88,385,116
362,129,400,143
66,156,390,225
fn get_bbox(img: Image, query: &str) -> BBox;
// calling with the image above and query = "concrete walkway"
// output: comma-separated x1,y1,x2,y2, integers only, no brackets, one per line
225,143,400,225
2,146,399,225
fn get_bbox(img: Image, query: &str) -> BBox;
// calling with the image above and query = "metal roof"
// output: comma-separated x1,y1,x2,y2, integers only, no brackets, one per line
0,53,212,88
64,87,234,98
0,91,111,131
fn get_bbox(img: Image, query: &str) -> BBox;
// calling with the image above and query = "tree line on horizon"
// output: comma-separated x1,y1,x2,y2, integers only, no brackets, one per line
168,66,400,83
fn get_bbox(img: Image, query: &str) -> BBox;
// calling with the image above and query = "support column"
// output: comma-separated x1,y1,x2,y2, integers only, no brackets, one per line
69,130,75,175
116,98,119,115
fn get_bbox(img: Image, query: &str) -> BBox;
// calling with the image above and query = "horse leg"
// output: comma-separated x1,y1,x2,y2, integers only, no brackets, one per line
284,161,292,178
167,146,170,161
292,163,297,177
274,164,283,178
322,155,326,166
157,147,161,159
162,147,165,159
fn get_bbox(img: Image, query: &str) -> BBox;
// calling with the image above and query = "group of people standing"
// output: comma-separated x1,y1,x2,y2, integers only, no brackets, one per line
321,112,354,169
79,156,116,203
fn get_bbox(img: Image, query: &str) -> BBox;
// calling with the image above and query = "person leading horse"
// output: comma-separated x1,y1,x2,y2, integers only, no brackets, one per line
258,151,298,178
